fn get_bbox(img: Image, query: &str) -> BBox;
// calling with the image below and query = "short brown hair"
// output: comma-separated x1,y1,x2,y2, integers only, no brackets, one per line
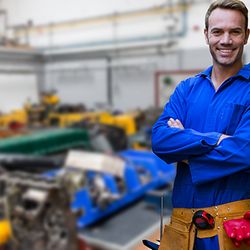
205,0,248,31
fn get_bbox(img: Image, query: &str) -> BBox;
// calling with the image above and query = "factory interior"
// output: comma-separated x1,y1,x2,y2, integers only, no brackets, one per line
0,0,250,249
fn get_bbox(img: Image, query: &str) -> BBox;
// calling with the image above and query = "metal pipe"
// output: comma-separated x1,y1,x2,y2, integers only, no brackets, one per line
106,57,113,107
0,9,8,39
13,3,189,37
160,194,164,241
38,0,188,54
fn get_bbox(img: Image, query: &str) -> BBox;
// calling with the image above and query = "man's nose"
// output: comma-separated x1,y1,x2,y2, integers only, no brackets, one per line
220,33,233,44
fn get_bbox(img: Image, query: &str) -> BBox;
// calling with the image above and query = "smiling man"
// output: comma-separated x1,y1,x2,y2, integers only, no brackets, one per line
152,0,250,249
205,1,249,91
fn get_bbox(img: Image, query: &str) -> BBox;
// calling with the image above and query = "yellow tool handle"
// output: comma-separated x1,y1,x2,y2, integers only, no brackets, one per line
0,220,11,245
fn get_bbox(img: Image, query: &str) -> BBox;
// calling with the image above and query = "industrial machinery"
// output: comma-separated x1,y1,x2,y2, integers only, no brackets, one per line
0,122,128,156
0,118,175,249
71,110,151,150
55,149,175,228
71,120,128,152
48,108,145,136
0,129,28,139
0,91,60,129
0,148,175,229
46,104,87,127
25,90,60,126
0,109,28,129
97,110,145,136
0,128,90,155
0,150,175,249
0,167,78,250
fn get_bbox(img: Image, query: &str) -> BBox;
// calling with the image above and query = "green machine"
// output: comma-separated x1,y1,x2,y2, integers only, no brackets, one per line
0,128,90,155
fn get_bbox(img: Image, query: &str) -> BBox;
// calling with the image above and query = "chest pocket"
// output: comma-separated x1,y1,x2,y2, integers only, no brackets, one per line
222,103,247,135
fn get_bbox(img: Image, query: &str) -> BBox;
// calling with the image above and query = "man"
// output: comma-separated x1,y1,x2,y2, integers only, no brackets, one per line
152,0,250,249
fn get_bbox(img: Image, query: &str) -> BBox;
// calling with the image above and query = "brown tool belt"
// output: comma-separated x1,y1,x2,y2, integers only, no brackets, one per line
159,199,250,250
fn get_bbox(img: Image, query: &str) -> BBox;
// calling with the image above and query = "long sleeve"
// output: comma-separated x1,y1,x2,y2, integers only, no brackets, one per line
189,106,250,185
152,81,221,164
160,65,250,208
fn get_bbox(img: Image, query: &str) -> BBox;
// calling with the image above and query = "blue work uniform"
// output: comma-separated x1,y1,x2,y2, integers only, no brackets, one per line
152,64,250,249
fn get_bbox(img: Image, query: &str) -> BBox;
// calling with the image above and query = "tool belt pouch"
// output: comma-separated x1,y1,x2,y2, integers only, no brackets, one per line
159,216,195,250
159,200,250,250
217,214,250,250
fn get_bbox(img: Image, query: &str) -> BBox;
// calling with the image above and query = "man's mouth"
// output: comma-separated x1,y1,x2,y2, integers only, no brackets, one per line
217,48,235,55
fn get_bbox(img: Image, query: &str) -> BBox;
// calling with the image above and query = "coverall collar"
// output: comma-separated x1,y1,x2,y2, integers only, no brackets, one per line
197,64,250,80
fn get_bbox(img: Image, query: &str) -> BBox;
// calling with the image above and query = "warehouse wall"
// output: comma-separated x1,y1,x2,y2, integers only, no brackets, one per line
41,46,212,111
0,74,37,112
0,50,41,112
44,59,107,108
0,45,214,113
1,0,250,112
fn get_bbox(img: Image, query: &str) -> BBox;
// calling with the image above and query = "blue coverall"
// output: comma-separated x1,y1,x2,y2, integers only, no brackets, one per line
152,65,250,249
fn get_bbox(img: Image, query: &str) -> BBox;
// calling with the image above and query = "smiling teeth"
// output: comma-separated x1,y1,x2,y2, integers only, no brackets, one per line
220,50,232,52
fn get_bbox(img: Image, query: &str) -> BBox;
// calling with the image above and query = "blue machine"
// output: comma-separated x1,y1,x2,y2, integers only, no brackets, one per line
68,149,175,228
0,126,176,233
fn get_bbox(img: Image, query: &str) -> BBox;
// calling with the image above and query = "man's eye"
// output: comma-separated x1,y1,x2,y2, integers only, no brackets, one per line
212,30,221,35
231,30,242,35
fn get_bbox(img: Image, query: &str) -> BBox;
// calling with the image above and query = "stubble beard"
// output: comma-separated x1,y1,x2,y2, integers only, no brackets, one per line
209,45,243,68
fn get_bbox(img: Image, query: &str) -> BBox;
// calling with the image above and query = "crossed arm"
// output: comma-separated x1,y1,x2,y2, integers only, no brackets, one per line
152,83,250,184
167,118,230,147
168,119,250,248
153,112,250,184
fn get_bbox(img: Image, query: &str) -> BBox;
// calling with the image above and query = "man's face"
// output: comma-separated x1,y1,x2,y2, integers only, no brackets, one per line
204,8,249,68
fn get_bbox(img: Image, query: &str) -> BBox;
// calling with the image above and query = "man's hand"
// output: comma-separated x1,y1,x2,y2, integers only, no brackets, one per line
167,118,184,129
168,119,230,145
223,211,250,248
216,134,230,145
168,118,188,164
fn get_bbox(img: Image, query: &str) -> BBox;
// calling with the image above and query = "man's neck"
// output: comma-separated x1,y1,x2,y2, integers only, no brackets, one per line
211,63,243,91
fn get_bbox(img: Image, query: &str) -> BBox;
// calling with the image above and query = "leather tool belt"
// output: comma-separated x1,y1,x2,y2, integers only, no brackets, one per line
159,199,250,250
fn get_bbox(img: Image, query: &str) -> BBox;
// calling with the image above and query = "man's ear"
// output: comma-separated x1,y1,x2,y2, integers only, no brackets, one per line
204,28,209,44
244,28,250,44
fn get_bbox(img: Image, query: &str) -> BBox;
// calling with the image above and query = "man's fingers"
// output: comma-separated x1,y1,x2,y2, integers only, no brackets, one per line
168,118,184,129
168,118,177,127
176,119,184,129
167,120,173,127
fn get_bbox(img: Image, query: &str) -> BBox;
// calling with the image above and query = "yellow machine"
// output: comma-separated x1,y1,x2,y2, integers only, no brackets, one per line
98,113,136,135
47,109,144,138
47,110,142,135
0,219,11,246
48,112,90,127
46,105,93,127
41,91,60,106
0,91,60,129
25,91,60,126
99,110,145,136
0,109,28,129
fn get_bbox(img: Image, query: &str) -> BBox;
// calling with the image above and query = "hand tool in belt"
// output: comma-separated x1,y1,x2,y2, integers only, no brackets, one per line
223,210,250,248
